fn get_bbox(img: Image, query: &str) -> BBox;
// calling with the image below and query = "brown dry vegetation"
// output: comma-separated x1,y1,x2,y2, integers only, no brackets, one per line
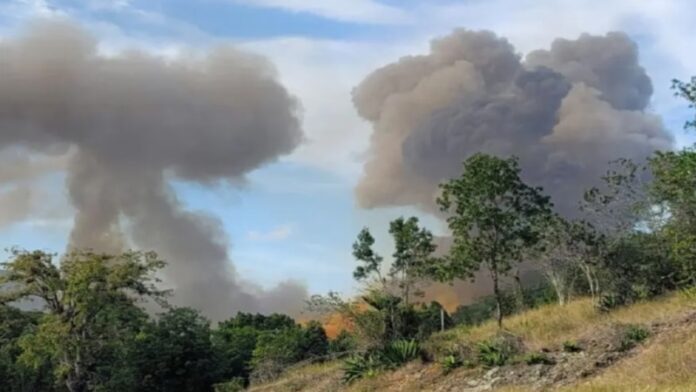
249,291,696,391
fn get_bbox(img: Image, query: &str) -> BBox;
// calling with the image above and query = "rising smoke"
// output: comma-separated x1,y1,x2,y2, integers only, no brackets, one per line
0,21,307,319
353,29,672,216
353,29,673,305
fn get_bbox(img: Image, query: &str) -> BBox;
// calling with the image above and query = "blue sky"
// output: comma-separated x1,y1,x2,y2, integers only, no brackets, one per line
0,0,694,297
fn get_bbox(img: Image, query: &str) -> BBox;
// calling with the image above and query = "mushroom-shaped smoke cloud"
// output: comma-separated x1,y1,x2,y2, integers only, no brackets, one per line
0,21,306,319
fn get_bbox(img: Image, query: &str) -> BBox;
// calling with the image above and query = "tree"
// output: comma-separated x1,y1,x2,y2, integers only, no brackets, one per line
672,76,696,130
529,215,578,305
0,250,167,392
134,308,218,392
352,217,437,299
434,154,552,327
0,306,54,392
649,147,696,286
388,217,437,306
212,312,300,384
351,217,438,342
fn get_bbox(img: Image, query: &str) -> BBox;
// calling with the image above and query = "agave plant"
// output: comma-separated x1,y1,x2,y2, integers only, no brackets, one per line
382,339,420,366
342,353,382,383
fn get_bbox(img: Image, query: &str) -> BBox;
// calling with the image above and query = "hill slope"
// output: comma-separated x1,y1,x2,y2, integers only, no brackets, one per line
249,292,696,391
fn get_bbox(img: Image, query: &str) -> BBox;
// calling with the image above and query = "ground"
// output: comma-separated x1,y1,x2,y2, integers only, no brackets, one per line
248,290,696,391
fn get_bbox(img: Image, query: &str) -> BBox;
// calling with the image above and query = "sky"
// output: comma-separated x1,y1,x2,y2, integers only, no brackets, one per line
0,0,694,298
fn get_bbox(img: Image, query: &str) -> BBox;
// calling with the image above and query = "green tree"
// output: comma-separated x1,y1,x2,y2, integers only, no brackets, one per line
301,320,329,359
649,148,696,286
212,312,299,384
134,307,218,392
434,154,552,327
0,305,55,392
351,217,437,343
0,250,166,392
388,217,437,306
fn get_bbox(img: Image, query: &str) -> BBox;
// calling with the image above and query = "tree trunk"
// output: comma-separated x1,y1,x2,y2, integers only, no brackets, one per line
492,267,503,328
514,269,525,311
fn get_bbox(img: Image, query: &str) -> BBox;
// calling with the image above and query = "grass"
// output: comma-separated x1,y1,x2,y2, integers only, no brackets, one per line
253,291,696,391
500,321,696,392
428,292,694,353
247,361,343,392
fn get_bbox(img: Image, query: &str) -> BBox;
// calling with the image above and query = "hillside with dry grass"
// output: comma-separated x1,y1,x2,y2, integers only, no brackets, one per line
249,291,696,392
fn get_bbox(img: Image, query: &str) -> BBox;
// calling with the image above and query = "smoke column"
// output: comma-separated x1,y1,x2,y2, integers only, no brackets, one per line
0,21,307,319
353,29,674,305
353,29,672,216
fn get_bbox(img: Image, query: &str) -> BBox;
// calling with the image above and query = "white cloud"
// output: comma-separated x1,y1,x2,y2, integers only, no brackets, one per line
246,224,295,241
232,0,412,24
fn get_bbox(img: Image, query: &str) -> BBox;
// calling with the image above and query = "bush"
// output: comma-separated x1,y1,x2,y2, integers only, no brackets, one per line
476,336,520,367
440,354,463,374
340,339,420,383
523,352,555,365
328,330,357,355
382,339,420,366
562,340,582,353
619,324,650,351
213,378,245,392
342,353,382,383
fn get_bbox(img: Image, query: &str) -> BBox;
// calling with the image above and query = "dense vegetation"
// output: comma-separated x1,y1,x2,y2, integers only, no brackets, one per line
0,251,333,392
2,77,696,391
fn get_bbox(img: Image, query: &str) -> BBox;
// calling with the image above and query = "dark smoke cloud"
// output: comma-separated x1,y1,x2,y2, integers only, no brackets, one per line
0,20,307,319
353,29,672,216
353,29,673,305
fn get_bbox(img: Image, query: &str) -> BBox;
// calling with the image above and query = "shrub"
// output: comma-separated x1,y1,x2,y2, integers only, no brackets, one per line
341,339,421,383
562,340,583,353
328,330,357,355
382,339,420,366
619,324,650,351
342,353,382,383
213,378,245,392
440,354,463,374
523,352,555,365
476,336,519,367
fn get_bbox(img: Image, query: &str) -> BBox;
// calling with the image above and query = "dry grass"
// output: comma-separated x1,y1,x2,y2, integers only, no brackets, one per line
247,361,343,392
500,320,696,392
428,292,695,353
252,291,696,392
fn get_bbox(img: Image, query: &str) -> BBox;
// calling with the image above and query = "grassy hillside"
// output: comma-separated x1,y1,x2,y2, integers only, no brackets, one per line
249,291,696,391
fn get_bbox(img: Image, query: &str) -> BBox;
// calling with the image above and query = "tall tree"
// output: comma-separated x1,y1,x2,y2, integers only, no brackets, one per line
388,217,437,306
434,154,552,327
134,307,218,392
0,250,167,392
353,217,437,303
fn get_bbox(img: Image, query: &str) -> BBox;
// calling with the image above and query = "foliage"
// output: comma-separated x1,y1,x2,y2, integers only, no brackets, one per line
381,339,420,366
212,378,245,392
440,354,463,373
433,154,552,327
249,322,329,383
672,77,696,129
562,340,583,353
388,217,437,305
619,324,650,351
340,339,420,383
133,307,218,392
341,353,382,383
452,282,556,327
523,352,555,365
328,330,357,355
476,336,520,367
0,306,54,392
0,250,167,392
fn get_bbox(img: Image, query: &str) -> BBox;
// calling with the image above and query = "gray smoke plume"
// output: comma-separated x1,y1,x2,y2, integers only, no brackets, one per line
353,29,672,216
0,20,307,319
